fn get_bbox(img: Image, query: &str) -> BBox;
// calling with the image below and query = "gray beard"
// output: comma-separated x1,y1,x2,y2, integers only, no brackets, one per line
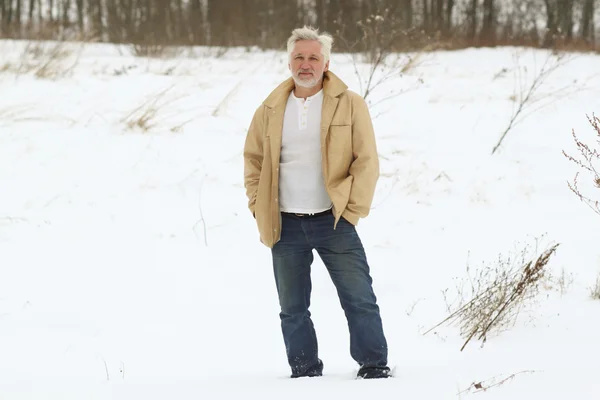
292,74,322,88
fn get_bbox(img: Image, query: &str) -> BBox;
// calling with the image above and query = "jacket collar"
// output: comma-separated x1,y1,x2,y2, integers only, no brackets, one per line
263,70,348,109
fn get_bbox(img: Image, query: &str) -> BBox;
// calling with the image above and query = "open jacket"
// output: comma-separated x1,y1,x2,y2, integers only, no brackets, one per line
243,70,379,248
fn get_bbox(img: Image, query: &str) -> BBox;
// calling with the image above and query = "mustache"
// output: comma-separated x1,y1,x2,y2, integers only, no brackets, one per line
297,69,314,75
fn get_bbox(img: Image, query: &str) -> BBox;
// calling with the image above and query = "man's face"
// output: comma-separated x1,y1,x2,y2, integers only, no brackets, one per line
289,40,329,89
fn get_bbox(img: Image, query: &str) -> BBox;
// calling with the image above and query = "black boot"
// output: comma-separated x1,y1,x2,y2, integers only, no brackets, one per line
357,366,392,379
291,359,324,378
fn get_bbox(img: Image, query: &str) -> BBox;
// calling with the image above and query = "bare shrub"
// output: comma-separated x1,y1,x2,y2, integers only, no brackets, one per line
563,115,600,217
197,46,230,59
336,10,424,104
425,240,560,351
130,43,182,58
491,50,573,154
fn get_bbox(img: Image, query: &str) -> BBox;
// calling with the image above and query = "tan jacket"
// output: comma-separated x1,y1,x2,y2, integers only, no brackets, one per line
243,71,379,248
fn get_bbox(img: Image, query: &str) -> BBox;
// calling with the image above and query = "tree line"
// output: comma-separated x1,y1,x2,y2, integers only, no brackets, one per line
0,0,597,51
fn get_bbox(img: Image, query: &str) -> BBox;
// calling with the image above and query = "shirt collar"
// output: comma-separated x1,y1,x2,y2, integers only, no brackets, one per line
291,88,323,104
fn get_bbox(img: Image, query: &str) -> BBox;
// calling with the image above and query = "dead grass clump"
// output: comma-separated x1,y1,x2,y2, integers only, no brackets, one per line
121,86,190,133
426,240,560,351
548,267,574,296
130,43,182,58
121,90,168,132
34,43,76,78
7,41,82,79
590,273,600,300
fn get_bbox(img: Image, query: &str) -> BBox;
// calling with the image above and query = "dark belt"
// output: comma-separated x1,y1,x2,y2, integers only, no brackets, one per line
282,209,332,218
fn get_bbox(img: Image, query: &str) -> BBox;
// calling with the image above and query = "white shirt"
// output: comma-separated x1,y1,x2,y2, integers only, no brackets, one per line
279,89,332,213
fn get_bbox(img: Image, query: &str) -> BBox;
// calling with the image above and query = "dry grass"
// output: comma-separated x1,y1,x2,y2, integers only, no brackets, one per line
130,43,183,58
458,370,536,396
121,86,190,133
185,46,230,59
551,267,574,296
2,41,82,79
590,273,600,300
122,92,165,132
34,43,77,78
0,104,37,126
426,239,560,351
563,115,600,217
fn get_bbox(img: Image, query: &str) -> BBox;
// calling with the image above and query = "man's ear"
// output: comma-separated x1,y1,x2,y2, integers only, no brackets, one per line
324,60,330,72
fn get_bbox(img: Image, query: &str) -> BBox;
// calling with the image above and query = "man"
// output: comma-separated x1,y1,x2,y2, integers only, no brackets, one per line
243,26,390,379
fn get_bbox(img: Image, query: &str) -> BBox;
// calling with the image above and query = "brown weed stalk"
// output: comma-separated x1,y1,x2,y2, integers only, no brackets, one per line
563,115,600,217
426,242,559,351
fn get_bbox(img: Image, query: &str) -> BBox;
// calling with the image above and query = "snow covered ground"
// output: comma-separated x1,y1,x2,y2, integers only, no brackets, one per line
1,40,599,399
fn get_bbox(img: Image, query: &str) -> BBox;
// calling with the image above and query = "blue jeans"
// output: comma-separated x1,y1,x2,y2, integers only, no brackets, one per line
271,210,388,376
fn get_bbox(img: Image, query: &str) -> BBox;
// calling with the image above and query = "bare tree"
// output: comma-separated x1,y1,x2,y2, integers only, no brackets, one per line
580,0,595,44
189,0,204,45
558,0,575,42
48,0,54,23
27,0,34,23
422,0,432,32
468,0,478,40
0,1,6,34
207,0,229,45
445,0,455,34
542,0,575,47
15,0,22,28
1,0,14,34
401,0,413,29
0,0,597,50
75,0,83,33
481,0,496,44
60,0,70,30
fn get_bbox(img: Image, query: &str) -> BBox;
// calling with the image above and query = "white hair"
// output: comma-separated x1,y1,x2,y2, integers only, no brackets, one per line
286,26,333,63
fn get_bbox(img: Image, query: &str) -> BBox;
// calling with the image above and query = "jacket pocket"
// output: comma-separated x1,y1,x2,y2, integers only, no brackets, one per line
329,124,351,142
328,125,353,165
